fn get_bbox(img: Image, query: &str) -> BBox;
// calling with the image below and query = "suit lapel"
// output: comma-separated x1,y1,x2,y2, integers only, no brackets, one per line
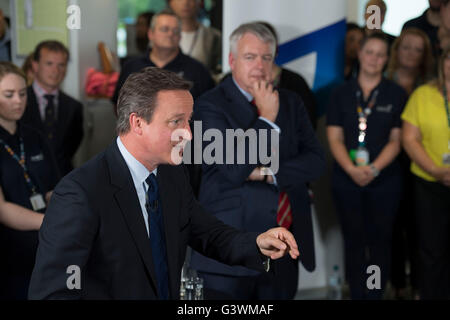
221,76,257,129
55,92,71,144
157,165,180,298
25,87,45,132
105,142,159,295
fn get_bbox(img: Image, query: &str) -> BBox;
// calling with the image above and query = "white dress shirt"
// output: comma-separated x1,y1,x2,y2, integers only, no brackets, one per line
116,136,156,236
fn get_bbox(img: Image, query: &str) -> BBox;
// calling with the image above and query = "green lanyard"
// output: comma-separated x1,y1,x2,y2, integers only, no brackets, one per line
444,86,450,128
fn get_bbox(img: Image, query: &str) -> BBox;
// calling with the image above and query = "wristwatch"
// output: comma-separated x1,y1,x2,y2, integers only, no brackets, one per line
369,163,380,177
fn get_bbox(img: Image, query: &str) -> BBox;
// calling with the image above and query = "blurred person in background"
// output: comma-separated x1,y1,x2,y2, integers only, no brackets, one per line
403,0,443,59
345,23,365,80
0,62,59,300
401,47,450,299
327,34,407,299
135,11,154,54
438,0,450,51
168,0,221,75
386,27,434,300
0,9,11,62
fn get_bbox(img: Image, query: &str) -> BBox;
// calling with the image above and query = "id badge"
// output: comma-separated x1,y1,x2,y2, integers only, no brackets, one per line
443,153,450,165
30,193,46,211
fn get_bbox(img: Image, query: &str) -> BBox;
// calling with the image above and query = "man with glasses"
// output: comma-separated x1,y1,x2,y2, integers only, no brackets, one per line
112,9,215,108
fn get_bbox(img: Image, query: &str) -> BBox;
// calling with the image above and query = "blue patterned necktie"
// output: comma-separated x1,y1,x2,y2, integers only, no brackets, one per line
145,173,169,300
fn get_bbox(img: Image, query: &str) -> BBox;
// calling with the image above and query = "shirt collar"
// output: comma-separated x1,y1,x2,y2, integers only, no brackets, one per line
232,76,253,102
32,80,59,98
116,137,157,186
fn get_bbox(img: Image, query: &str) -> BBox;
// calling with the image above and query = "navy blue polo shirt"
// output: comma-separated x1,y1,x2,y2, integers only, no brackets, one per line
112,49,215,104
0,123,59,277
326,77,408,180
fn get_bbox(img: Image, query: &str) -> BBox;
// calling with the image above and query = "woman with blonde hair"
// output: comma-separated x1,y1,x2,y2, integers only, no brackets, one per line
386,27,434,300
402,47,450,299
386,28,434,95
0,61,59,299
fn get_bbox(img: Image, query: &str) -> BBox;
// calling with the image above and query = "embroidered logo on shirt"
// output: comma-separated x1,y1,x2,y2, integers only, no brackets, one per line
30,153,44,162
376,104,392,113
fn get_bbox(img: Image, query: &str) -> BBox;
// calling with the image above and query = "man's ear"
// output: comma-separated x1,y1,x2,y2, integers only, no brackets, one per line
31,60,39,74
228,52,235,71
129,113,144,134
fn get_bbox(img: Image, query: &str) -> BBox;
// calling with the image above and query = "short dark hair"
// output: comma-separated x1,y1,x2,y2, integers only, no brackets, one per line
33,40,70,62
116,67,192,135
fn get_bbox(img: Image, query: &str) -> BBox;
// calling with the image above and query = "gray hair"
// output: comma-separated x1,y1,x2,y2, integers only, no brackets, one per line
116,67,192,135
150,8,182,31
229,22,276,57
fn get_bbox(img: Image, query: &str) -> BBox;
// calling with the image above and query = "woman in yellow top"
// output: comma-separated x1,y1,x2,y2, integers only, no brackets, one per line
402,47,450,300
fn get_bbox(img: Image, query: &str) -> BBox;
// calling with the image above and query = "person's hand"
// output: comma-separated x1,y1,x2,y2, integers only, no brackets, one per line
432,167,450,187
347,165,374,187
248,79,279,122
256,227,299,260
247,167,264,181
247,167,275,183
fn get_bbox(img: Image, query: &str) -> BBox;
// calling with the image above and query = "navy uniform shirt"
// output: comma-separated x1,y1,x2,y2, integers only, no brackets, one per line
0,123,59,281
112,49,215,105
326,77,408,181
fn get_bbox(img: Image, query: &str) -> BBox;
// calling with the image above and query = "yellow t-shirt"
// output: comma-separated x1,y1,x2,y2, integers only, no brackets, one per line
401,84,450,182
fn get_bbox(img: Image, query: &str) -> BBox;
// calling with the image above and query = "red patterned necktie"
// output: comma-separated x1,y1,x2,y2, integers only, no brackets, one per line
251,99,291,228
277,191,292,229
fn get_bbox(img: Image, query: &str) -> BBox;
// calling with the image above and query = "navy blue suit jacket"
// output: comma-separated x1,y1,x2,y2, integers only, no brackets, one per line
28,142,265,299
190,76,326,276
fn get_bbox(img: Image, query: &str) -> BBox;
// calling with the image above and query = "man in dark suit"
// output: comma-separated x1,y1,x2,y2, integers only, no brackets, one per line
190,22,326,299
28,67,299,300
21,40,83,176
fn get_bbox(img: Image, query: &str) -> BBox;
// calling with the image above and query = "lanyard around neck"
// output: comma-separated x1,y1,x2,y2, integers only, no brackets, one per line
356,89,379,145
0,137,37,194
443,86,450,128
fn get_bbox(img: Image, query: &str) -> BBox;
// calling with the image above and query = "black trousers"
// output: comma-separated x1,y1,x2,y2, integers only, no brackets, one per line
414,176,450,300
391,157,418,290
332,172,402,300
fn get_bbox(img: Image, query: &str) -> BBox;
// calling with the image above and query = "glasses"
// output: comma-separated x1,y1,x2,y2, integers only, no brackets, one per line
157,26,181,35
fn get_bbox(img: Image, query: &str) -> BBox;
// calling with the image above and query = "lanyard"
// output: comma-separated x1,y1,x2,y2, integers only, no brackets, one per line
443,86,450,128
356,89,379,146
0,137,37,194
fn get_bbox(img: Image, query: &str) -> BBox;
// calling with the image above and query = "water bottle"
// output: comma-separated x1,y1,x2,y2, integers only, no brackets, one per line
328,265,342,300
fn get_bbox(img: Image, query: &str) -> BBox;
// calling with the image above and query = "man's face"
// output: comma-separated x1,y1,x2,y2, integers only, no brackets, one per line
148,15,181,51
140,90,193,166
32,48,68,92
169,0,198,20
229,33,274,92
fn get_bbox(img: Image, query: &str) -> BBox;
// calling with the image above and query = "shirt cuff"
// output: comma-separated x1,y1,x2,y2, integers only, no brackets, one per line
258,117,281,134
